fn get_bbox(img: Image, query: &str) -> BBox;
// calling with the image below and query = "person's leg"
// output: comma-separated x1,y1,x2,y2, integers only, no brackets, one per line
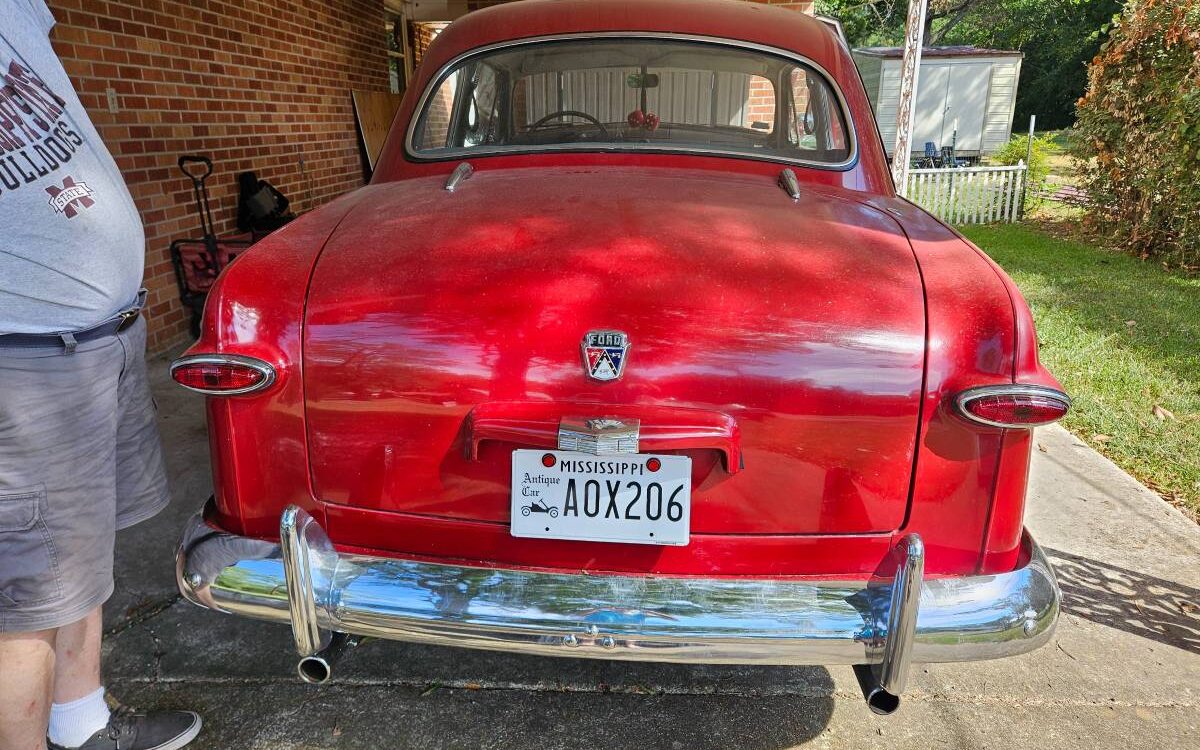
1,340,121,748
51,607,102,703
0,628,57,750
46,606,111,748
3,316,198,750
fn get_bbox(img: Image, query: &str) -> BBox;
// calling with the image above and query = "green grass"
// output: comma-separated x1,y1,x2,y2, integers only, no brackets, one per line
1035,129,1079,207
961,223,1200,520
1038,128,1072,152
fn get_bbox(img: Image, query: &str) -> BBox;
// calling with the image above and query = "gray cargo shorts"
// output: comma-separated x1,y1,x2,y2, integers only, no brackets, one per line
0,315,169,632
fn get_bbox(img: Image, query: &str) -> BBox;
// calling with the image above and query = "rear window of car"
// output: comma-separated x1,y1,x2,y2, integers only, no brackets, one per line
408,37,853,168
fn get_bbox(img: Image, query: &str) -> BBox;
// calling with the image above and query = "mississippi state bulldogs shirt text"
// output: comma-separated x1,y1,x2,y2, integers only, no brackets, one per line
0,0,144,335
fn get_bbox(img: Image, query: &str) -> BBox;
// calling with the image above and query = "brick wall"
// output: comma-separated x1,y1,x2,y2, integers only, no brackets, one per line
747,75,777,131
46,0,391,352
411,21,448,66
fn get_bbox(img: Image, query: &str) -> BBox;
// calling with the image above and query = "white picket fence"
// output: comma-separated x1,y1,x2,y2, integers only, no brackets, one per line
905,162,1027,225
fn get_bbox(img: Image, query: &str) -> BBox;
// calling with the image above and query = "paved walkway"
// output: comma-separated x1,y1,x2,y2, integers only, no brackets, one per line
100,360,1200,749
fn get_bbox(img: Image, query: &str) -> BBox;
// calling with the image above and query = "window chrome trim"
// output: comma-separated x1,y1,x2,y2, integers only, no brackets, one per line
815,16,849,47
404,32,859,172
169,354,277,396
954,384,1072,429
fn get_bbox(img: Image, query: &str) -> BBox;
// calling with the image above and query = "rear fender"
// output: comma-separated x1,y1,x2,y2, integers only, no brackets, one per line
183,190,369,535
964,239,1062,571
865,199,1021,575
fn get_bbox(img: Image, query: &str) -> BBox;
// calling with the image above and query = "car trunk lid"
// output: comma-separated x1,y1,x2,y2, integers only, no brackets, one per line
302,167,925,536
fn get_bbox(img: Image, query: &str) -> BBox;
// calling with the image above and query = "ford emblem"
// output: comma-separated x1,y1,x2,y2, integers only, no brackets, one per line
581,330,629,382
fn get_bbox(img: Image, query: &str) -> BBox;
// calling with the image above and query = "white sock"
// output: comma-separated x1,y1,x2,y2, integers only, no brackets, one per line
48,686,111,748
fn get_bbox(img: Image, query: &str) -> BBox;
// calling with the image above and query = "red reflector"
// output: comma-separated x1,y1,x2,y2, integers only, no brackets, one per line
956,386,1070,429
170,356,274,395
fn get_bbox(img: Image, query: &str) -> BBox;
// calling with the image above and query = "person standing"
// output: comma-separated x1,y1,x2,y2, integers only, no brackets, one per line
0,1,201,749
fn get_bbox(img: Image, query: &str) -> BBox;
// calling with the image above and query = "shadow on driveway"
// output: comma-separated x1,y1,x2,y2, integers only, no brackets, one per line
1045,546,1199,655
114,661,838,750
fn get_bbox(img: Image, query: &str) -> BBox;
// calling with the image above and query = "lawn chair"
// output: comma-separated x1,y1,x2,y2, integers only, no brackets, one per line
941,145,970,168
923,141,939,168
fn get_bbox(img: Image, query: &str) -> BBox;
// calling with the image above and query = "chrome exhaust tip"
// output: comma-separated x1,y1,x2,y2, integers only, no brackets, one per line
297,654,333,685
853,664,901,715
296,633,358,685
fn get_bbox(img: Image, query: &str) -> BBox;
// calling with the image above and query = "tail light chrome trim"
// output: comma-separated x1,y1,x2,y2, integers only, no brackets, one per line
954,384,1072,429
169,354,276,396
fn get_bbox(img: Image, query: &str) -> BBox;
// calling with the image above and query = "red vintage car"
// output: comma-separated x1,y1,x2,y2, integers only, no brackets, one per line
172,0,1066,715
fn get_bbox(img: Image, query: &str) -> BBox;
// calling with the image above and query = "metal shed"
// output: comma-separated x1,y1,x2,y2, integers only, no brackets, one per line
852,46,1023,160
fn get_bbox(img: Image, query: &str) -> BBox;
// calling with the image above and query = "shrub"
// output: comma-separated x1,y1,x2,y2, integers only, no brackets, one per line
1072,0,1200,267
993,133,1057,210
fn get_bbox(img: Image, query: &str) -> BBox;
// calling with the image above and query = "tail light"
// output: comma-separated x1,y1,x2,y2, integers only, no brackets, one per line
954,385,1070,429
170,355,276,396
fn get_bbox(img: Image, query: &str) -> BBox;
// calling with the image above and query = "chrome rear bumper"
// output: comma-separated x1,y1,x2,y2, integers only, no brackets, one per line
177,502,1058,682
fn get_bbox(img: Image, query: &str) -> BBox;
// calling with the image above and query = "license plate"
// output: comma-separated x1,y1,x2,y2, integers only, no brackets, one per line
510,450,691,546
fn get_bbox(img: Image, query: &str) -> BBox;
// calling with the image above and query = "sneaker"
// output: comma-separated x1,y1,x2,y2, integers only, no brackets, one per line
48,703,201,750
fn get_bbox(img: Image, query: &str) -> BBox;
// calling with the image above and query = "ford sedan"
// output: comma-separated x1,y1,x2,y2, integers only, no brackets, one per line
171,0,1066,715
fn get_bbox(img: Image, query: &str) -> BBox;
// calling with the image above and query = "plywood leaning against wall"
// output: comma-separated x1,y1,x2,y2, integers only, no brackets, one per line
353,91,405,170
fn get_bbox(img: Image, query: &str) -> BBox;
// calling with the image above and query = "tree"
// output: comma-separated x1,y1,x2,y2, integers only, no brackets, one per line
1073,0,1200,265
924,1,986,42
814,0,989,45
946,0,1123,129
816,0,1123,129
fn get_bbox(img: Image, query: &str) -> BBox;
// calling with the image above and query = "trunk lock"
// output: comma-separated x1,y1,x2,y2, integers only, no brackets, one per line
557,417,640,454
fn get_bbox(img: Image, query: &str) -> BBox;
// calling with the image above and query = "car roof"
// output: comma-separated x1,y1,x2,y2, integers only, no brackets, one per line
418,0,846,78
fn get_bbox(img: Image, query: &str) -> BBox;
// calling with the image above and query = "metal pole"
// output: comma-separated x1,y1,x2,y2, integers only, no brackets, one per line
1024,114,1036,166
1019,115,1035,219
890,0,929,198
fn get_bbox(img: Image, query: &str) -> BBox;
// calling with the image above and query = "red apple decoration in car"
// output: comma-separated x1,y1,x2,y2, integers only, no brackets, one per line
645,112,660,131
627,109,646,128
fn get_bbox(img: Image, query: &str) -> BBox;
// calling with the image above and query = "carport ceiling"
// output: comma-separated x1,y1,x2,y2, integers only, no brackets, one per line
390,1,513,23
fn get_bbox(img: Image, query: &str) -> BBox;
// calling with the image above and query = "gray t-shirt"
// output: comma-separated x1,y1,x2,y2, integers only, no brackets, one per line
0,0,144,335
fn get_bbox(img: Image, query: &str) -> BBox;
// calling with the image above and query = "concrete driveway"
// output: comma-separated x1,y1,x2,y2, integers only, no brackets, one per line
100,358,1200,749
